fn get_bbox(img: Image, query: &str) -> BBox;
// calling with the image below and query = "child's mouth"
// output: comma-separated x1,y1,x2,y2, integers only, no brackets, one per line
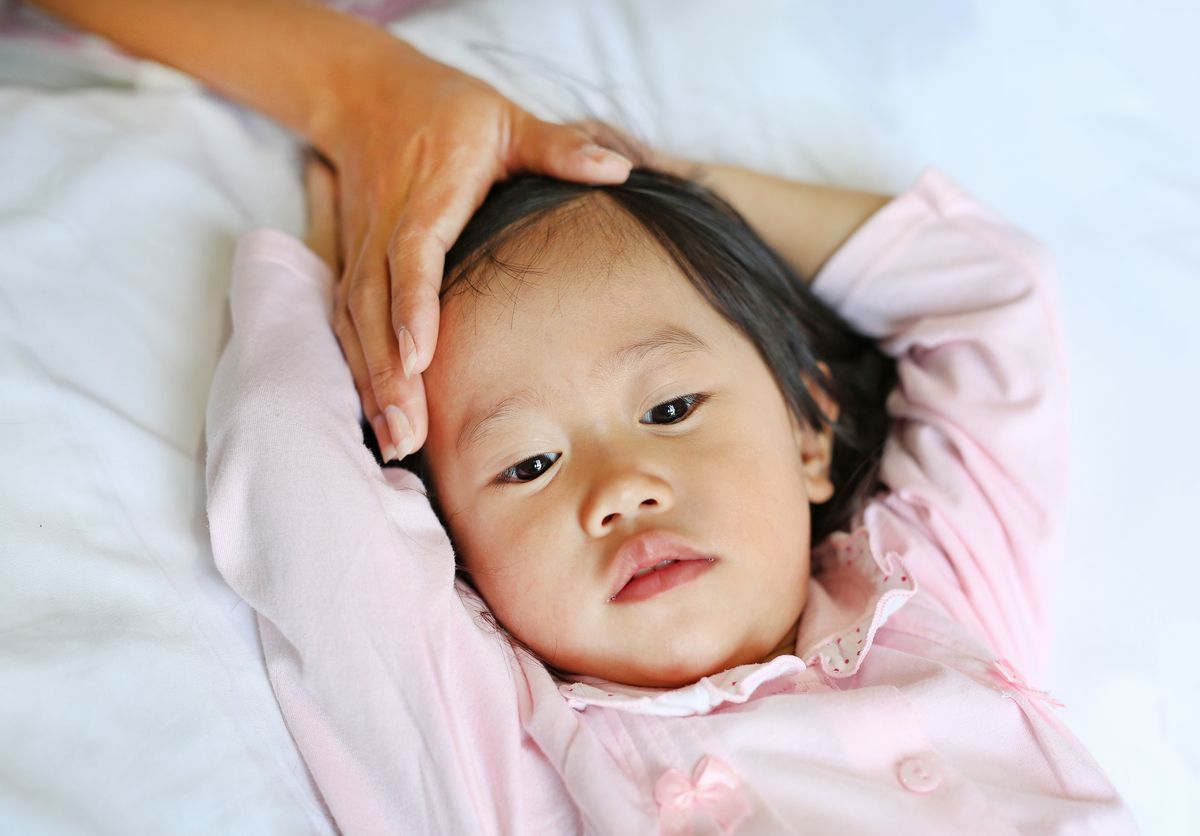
610,557,716,604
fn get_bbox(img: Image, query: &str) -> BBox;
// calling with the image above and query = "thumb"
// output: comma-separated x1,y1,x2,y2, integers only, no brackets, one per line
509,116,634,183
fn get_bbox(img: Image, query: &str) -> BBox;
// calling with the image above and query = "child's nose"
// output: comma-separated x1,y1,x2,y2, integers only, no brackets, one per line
581,467,674,537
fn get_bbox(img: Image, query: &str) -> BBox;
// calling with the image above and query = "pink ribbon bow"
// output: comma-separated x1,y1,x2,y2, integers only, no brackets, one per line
990,657,1066,709
654,754,753,836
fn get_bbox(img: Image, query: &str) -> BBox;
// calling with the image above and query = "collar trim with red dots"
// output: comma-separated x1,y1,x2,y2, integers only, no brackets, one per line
558,524,919,716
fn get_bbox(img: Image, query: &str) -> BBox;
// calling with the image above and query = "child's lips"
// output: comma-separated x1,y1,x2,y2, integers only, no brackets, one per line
606,530,717,602
608,556,717,604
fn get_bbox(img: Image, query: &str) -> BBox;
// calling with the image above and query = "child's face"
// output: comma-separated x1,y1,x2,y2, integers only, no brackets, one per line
421,211,836,689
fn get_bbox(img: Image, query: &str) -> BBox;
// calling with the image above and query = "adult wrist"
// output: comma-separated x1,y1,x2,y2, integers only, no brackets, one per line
303,32,423,159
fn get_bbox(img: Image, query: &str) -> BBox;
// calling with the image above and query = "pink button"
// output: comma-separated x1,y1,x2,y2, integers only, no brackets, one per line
896,756,942,793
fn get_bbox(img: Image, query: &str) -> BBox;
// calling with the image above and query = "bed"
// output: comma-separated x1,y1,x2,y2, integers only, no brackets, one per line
1,0,1195,832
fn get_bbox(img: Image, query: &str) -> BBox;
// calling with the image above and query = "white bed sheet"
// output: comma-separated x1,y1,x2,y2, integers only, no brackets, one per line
1,1,1195,833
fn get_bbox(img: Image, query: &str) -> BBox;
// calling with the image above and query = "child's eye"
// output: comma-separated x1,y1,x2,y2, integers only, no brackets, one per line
641,392,711,426
494,393,711,485
496,452,561,485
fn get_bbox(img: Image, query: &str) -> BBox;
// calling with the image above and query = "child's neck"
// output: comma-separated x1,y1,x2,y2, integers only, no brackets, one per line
760,618,801,664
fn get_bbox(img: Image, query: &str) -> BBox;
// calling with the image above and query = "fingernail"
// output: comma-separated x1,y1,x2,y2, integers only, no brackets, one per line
399,326,418,380
581,143,631,168
385,404,414,458
370,413,388,443
370,414,399,462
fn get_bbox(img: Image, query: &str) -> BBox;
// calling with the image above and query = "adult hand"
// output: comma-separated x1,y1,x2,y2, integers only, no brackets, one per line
318,40,634,462
560,119,698,181
302,151,339,276
24,1,633,462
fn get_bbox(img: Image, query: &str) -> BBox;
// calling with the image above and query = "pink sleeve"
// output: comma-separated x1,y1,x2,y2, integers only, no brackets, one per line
204,229,536,835
810,167,1070,680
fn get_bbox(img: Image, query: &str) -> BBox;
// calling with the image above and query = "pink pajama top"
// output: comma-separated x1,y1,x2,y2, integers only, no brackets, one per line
205,167,1140,834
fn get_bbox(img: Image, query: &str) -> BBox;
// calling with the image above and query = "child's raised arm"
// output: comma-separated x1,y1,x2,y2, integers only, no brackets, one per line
204,227,564,833
688,161,895,282
802,168,1070,682
659,159,1069,681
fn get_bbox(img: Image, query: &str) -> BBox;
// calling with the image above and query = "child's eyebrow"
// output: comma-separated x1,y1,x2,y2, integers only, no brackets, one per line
456,325,712,454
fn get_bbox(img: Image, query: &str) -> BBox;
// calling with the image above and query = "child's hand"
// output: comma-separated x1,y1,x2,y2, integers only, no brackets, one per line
303,151,340,275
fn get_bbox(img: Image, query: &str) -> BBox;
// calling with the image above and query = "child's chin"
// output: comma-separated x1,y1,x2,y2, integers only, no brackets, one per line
604,650,731,690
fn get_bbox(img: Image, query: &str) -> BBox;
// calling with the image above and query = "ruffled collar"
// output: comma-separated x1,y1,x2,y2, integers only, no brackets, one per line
558,524,918,716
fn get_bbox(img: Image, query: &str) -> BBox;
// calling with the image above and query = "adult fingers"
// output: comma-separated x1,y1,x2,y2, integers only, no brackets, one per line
381,160,497,384
374,119,633,450
303,150,342,272
339,304,429,466
344,228,430,458
509,115,634,184
563,118,695,179
563,118,643,160
332,181,398,457
333,282,391,455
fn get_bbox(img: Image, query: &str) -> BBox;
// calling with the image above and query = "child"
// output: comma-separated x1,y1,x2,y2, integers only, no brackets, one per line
205,152,1140,834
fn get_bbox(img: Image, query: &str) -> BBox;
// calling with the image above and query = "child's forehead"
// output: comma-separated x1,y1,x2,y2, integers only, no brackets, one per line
448,194,683,293
430,254,737,419
442,220,700,335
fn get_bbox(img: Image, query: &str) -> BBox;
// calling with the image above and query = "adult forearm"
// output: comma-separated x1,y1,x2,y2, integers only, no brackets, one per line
26,0,400,153
690,161,893,283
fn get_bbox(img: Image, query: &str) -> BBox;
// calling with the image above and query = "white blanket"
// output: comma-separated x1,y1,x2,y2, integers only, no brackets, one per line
1,0,1195,832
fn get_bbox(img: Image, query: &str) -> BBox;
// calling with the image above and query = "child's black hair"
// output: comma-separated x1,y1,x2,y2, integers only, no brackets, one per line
364,158,897,678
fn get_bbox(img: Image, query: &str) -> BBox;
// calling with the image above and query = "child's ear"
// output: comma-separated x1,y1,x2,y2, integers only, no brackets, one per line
791,361,839,504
